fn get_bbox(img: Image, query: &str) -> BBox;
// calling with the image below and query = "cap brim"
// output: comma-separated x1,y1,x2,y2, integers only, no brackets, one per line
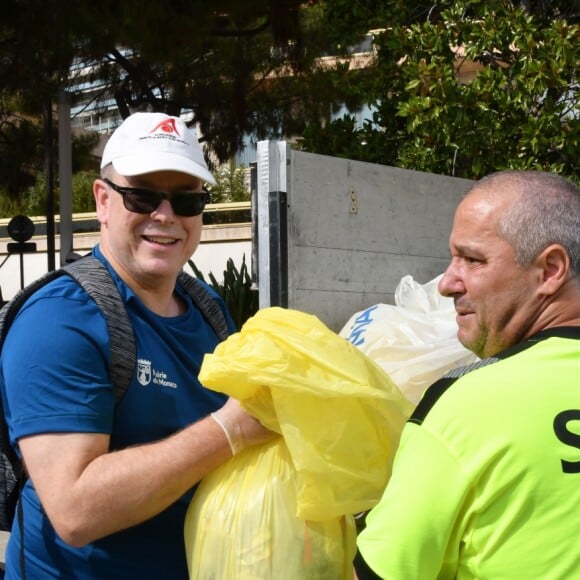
112,153,216,185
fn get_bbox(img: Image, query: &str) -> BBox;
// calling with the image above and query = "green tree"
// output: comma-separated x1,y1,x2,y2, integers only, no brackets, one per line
0,1,290,236
0,0,316,157
0,115,100,217
1,0,577,213
0,0,312,208
298,0,579,182
208,165,250,203
0,106,43,199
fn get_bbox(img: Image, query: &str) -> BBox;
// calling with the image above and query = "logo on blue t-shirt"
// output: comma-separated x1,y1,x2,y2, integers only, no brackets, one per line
137,358,178,389
138,359,152,386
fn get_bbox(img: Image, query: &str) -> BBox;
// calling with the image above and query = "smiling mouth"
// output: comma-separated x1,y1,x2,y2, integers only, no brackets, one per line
143,235,178,245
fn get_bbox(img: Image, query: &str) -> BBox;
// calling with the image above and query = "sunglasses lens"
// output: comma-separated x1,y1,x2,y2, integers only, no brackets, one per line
109,178,208,217
171,193,208,217
123,190,162,214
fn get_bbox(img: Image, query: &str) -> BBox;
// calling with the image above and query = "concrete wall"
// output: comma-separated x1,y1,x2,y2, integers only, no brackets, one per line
256,143,472,332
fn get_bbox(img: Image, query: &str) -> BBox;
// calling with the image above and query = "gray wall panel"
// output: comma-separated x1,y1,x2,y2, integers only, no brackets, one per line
257,143,473,331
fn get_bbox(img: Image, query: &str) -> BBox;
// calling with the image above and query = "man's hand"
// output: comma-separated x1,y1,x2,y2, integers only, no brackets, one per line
211,398,276,455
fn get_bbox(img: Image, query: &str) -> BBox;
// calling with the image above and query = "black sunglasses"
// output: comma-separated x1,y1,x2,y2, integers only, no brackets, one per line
103,178,209,217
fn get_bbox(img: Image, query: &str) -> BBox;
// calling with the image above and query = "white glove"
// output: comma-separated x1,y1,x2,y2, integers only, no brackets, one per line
211,397,274,455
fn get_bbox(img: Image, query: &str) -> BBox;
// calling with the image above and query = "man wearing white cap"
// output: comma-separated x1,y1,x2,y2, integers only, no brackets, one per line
0,112,273,578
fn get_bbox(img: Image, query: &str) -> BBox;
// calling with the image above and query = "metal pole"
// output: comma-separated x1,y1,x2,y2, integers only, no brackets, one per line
44,98,56,272
58,90,73,265
19,250,24,290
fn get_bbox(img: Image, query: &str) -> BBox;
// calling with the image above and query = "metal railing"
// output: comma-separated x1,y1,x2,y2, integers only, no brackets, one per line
0,201,251,239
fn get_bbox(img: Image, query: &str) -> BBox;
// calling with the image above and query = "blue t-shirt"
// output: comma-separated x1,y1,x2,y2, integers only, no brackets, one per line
0,246,233,579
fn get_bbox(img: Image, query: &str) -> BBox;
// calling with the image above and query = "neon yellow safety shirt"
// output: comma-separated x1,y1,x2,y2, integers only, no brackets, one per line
358,327,580,580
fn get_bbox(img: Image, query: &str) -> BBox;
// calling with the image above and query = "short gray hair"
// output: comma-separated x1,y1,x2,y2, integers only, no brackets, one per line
100,163,113,179
472,170,580,277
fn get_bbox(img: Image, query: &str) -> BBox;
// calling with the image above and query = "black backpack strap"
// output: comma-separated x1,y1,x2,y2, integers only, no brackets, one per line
177,272,230,341
0,256,136,404
61,256,136,403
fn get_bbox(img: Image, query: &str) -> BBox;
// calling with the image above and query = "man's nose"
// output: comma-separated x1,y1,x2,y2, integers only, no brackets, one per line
151,199,176,221
438,261,464,297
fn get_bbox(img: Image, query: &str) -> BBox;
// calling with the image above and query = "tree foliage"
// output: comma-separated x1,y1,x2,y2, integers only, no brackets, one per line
0,0,577,210
0,0,313,205
299,0,579,182
208,165,250,204
0,105,43,197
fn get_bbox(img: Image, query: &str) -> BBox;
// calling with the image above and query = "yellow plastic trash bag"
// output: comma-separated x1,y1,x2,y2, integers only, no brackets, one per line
185,307,412,579
185,438,357,580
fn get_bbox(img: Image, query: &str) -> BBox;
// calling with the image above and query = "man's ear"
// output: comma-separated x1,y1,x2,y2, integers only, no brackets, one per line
536,244,570,296
93,179,110,223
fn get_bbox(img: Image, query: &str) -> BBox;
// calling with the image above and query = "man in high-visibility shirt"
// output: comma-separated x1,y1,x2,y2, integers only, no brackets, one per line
357,170,580,579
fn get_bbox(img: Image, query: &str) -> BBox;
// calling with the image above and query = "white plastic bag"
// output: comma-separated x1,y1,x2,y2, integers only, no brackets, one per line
340,274,478,404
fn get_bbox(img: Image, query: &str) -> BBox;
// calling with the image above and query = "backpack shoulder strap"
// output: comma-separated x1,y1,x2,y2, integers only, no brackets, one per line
177,271,231,341
61,256,136,404
0,256,135,405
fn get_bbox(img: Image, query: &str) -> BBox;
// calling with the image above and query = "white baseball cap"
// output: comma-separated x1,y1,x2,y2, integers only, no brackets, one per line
100,112,216,184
